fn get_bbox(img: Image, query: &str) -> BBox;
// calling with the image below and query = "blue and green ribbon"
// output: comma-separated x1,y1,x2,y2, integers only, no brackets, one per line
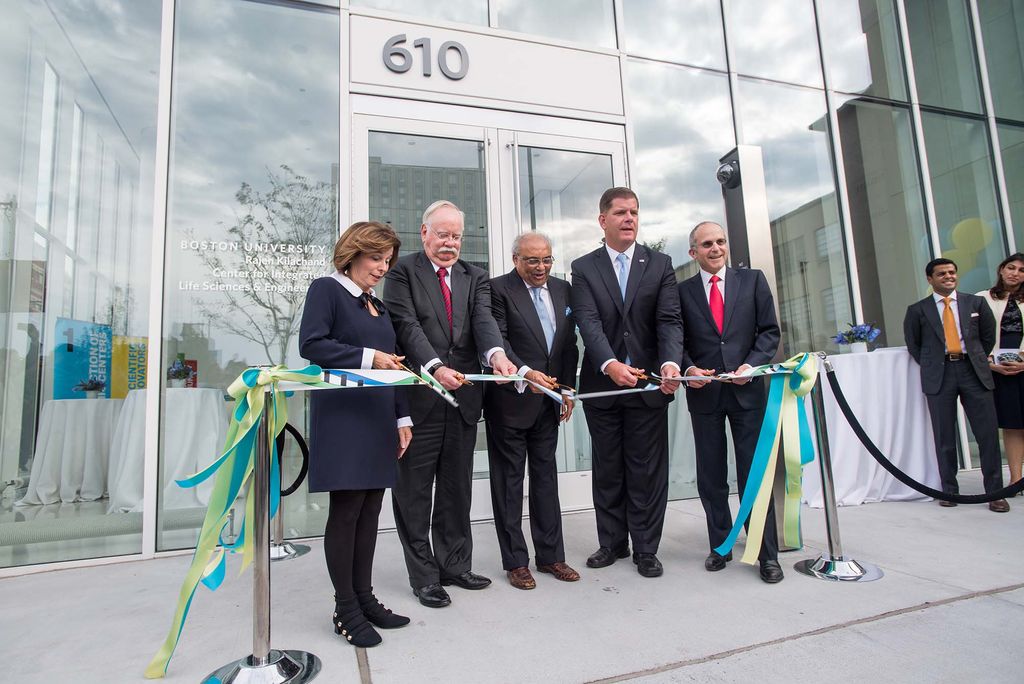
713,353,818,564
145,364,328,679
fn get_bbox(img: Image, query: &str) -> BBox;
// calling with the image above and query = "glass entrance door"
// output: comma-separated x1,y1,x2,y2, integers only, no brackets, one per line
352,109,627,522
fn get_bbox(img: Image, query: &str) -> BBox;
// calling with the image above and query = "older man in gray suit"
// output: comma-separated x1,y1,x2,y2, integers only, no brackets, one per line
384,200,519,608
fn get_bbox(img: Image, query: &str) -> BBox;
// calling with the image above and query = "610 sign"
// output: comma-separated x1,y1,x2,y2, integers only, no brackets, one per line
383,34,469,80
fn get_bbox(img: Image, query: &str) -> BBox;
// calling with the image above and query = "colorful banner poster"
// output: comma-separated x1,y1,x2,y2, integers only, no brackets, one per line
53,318,113,399
111,336,148,398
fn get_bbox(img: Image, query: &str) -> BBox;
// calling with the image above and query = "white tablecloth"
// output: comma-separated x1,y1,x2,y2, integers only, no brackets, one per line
107,388,230,513
803,348,940,507
16,398,124,505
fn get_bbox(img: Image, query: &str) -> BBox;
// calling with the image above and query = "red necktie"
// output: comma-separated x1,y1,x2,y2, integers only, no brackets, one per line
437,266,453,333
709,274,724,334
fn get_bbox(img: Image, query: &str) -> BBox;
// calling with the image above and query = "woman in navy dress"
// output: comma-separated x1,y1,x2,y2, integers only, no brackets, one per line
299,221,413,647
979,252,1024,493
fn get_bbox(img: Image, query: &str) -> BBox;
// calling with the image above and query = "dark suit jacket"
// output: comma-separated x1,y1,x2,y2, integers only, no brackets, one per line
383,251,505,426
484,271,578,430
570,244,684,409
298,277,408,491
678,268,781,414
903,291,996,394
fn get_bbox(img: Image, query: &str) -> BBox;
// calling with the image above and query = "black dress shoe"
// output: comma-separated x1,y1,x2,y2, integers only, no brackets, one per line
632,552,663,577
586,546,630,568
704,551,733,572
759,559,784,584
413,583,451,608
440,570,492,590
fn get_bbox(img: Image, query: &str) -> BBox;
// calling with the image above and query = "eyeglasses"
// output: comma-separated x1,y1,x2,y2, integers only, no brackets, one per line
519,257,555,267
428,226,463,243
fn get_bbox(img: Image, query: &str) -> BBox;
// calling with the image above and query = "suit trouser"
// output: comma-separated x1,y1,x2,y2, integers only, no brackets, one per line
583,396,669,554
690,387,778,561
925,359,1005,495
393,401,476,588
486,407,565,570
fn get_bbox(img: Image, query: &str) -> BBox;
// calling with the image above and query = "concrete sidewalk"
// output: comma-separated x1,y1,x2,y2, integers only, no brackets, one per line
2,469,1021,683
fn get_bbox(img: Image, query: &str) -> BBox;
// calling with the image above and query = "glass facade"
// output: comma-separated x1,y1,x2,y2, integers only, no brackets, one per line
1,0,161,567
905,0,984,113
921,112,1005,294
4,0,1024,569
156,0,340,551
977,0,1024,120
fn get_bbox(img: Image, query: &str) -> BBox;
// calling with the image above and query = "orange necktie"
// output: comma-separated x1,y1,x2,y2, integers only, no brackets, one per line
942,297,962,354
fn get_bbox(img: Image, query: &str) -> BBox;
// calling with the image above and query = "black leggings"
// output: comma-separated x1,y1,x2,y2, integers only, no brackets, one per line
324,489,385,601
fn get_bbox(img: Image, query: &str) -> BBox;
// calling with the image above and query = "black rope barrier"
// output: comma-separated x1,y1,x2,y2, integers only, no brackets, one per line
275,422,309,497
825,370,1024,504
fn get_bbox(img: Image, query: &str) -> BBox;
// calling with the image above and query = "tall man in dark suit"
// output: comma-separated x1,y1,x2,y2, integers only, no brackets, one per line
903,257,1009,512
679,221,784,584
570,187,684,578
484,232,580,590
384,200,519,608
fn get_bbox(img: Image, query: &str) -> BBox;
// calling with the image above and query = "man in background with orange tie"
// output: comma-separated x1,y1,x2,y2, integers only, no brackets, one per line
903,258,1009,512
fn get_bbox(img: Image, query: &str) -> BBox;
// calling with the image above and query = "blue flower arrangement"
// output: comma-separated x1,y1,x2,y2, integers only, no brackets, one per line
832,323,881,345
166,359,195,380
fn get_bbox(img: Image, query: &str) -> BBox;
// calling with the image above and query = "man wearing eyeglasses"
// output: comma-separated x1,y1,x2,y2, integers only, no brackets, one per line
384,200,518,608
483,232,580,590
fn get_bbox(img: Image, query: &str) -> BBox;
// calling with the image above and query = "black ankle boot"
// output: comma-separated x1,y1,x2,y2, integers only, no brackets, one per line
357,588,410,629
333,596,382,647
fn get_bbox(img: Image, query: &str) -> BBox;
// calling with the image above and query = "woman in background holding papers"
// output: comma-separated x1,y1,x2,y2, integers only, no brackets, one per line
978,252,1024,491
299,221,413,647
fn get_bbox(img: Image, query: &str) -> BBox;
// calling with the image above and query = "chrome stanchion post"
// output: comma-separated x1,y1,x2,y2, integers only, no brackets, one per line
271,495,310,562
794,355,883,582
204,390,321,683
271,431,310,562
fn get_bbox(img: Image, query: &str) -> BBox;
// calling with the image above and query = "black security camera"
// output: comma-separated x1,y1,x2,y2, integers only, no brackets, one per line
716,161,741,189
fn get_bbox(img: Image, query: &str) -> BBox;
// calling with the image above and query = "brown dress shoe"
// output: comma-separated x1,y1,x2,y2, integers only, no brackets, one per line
507,567,536,590
536,561,580,582
938,499,957,507
989,498,1010,513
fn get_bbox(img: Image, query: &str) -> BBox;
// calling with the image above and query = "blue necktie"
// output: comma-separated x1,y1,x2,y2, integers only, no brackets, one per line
616,252,628,301
615,253,631,365
531,286,555,353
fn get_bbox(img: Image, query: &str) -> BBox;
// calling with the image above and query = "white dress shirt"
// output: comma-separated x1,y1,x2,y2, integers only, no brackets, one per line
515,279,555,392
684,267,729,377
600,243,636,373
330,271,412,428
597,243,680,375
932,291,965,351
700,266,727,304
425,260,505,371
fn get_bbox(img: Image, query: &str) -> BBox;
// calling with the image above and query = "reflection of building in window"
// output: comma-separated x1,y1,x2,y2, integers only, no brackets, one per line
368,154,489,270
778,295,811,346
1,16,152,498
774,235,806,277
815,222,842,258
673,258,701,283
771,195,848,354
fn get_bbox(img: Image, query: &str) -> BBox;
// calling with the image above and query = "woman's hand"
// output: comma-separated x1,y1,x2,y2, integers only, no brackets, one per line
373,351,405,370
397,426,412,459
991,362,1021,375
1005,361,1024,375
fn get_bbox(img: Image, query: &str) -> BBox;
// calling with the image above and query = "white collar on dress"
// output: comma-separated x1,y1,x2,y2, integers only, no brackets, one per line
330,271,374,298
